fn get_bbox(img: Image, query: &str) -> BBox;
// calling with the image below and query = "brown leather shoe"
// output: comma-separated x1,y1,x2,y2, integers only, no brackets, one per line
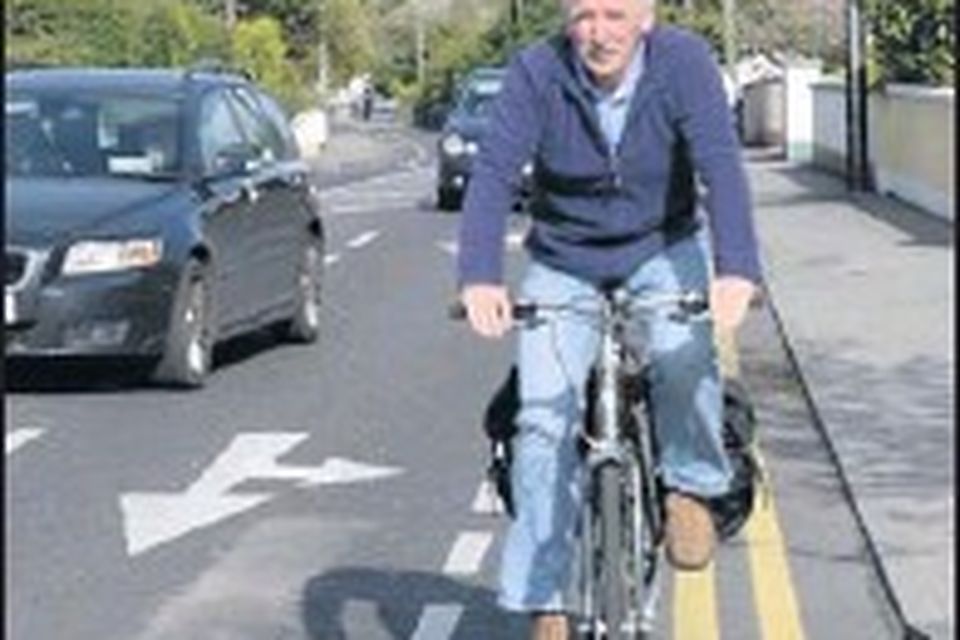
531,612,568,640
665,492,716,571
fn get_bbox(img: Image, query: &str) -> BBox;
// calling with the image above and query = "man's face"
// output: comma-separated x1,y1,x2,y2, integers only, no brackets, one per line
564,0,652,88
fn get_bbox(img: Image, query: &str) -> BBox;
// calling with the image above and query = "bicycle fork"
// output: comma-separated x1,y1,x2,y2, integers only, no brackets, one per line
579,315,634,638
577,305,664,638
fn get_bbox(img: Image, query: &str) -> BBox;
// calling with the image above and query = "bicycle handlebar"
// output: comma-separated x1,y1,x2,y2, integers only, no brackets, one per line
448,291,708,323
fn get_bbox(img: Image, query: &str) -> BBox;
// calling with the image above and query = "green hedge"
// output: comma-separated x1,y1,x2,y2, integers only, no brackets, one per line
868,0,955,86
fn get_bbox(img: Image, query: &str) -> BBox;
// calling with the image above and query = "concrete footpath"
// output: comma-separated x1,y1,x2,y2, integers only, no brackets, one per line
748,157,955,639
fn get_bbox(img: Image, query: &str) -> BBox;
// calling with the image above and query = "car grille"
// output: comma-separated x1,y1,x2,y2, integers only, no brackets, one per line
6,250,28,288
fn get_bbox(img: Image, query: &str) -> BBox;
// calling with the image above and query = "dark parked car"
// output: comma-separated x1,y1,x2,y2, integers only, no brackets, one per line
435,67,532,212
4,66,325,387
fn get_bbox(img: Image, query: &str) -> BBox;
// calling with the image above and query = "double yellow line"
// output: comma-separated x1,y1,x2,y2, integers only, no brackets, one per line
673,453,806,640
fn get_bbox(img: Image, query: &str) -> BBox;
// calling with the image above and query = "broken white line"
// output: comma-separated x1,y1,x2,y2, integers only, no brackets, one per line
324,253,341,266
346,230,380,250
443,531,494,575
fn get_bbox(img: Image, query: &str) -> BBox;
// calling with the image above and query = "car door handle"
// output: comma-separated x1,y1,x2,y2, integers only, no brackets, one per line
283,173,305,188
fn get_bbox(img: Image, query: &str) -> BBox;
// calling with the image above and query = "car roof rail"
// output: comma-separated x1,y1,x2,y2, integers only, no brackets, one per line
184,58,252,82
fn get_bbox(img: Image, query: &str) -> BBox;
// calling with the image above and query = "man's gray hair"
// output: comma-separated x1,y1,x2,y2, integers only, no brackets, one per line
560,0,656,13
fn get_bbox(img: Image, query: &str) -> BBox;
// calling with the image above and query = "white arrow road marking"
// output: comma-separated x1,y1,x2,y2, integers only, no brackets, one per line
120,432,403,556
346,230,381,250
5,428,44,456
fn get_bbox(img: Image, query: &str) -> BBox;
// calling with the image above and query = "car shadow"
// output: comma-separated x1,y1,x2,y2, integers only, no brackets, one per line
300,566,531,639
4,326,291,394
4,356,154,393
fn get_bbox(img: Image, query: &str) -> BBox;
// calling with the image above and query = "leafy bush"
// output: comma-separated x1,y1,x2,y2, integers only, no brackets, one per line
139,1,230,67
231,16,312,110
868,0,955,86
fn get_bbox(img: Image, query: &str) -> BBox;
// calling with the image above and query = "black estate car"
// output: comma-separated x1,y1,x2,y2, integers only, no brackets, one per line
4,66,325,387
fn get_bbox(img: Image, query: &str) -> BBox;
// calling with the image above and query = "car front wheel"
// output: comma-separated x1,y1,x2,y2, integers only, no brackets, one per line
152,259,215,388
437,186,462,211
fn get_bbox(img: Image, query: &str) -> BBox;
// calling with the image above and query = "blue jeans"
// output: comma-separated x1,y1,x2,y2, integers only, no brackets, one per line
498,234,731,612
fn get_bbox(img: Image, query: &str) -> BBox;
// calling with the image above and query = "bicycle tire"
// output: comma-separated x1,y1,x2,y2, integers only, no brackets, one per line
597,461,628,639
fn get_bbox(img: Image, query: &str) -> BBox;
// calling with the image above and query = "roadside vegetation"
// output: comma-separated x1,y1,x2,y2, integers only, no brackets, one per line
4,0,954,113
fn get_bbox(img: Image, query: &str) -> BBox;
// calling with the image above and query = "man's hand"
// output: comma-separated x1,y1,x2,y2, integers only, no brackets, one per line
710,276,756,331
460,284,513,339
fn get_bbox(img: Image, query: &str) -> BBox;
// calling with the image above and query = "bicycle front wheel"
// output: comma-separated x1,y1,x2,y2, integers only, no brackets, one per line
597,460,628,639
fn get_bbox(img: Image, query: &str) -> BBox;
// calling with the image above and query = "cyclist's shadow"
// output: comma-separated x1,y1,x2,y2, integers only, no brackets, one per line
301,567,530,639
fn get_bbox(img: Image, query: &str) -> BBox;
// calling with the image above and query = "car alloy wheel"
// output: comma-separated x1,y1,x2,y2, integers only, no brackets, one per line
183,280,210,377
152,260,214,388
300,243,320,331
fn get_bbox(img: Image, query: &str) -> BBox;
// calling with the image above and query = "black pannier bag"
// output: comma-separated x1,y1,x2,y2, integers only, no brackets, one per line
707,377,762,540
481,366,760,539
482,367,521,517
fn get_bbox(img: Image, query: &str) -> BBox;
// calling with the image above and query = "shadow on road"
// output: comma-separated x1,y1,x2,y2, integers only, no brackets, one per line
4,327,296,394
301,567,529,639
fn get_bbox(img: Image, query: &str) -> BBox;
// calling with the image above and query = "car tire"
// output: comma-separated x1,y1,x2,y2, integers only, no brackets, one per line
152,259,215,389
437,187,462,212
275,239,322,344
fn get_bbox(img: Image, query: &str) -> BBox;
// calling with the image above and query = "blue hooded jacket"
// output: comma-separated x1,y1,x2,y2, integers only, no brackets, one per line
457,25,762,289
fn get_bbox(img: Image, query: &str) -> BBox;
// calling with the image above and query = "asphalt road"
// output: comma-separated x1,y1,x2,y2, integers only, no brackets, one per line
5,152,903,639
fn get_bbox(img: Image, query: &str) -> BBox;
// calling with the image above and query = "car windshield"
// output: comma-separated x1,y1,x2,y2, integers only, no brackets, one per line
5,92,182,179
457,75,503,118
460,91,498,118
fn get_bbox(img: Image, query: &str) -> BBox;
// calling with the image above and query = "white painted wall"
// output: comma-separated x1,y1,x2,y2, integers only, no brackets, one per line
784,62,823,163
810,78,847,174
809,80,955,221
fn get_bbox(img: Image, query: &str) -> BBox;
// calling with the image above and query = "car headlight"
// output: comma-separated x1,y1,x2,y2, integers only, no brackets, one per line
62,239,164,276
442,134,466,156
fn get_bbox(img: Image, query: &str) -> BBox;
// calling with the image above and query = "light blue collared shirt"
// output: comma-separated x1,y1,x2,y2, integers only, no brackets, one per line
574,40,646,152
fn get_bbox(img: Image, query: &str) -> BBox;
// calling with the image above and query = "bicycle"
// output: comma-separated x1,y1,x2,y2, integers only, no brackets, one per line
453,288,709,639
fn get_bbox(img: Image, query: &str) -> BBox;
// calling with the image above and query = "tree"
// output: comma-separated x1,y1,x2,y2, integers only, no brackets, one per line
4,0,228,68
6,0,142,66
139,1,230,67
319,0,376,84
231,15,307,107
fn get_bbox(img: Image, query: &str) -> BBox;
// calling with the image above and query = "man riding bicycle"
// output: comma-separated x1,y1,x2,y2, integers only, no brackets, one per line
456,0,762,637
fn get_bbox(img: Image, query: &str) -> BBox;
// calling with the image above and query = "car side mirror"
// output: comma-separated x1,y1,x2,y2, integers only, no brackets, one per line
212,142,261,177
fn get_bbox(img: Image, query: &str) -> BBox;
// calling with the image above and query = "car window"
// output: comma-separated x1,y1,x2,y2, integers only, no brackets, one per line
5,100,70,177
4,92,181,178
227,87,285,163
251,90,298,160
459,90,499,117
198,89,247,173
